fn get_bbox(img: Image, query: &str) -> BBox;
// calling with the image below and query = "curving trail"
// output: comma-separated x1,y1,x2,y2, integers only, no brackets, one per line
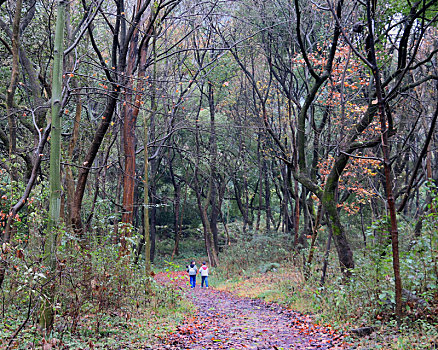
155,272,350,350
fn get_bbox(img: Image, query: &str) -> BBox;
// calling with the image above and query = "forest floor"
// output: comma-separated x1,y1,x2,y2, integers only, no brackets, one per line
153,271,351,350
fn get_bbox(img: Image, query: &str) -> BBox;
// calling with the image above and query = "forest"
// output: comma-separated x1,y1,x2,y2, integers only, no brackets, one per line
0,0,437,348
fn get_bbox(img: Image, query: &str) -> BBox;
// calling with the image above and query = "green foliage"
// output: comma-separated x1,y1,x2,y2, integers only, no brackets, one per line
399,182,438,300
215,230,292,278
211,210,438,349
0,174,50,235
301,207,436,326
155,230,206,260
386,0,438,19
258,262,281,274
0,228,192,349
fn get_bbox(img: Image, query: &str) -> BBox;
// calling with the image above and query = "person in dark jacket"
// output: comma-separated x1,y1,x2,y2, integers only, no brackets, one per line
186,261,198,288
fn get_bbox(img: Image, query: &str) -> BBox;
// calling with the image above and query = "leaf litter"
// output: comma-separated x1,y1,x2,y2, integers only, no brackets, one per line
154,271,351,350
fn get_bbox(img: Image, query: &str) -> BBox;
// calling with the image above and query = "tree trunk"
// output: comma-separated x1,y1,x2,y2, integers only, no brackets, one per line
171,182,181,258
149,160,157,262
322,166,354,275
40,0,66,332
264,158,272,232
233,180,251,232
113,167,123,241
121,2,145,251
65,2,82,226
2,0,23,266
148,118,157,261
169,154,182,258
320,213,333,286
193,93,219,266
281,166,292,233
307,204,323,266
208,82,220,252
143,111,151,277
366,0,402,324
6,0,22,183
65,96,81,226
121,104,137,228
255,133,262,233
196,193,219,267
71,89,119,236
143,25,157,268
148,54,158,263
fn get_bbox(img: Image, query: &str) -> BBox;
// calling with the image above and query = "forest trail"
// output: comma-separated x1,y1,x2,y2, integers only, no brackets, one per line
155,272,350,350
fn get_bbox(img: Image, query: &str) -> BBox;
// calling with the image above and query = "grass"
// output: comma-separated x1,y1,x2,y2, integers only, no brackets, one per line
212,263,438,350
212,269,302,302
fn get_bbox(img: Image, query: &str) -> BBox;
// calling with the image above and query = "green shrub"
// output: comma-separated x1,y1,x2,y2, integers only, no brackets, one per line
215,230,292,278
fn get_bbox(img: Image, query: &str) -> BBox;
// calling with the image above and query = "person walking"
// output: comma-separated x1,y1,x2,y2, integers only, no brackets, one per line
199,261,209,288
187,261,198,288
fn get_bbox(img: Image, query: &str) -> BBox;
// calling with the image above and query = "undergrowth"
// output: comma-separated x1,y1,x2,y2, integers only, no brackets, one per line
0,232,192,349
212,227,438,350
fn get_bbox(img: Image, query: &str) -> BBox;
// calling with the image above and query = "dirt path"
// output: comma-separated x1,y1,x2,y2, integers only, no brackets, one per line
155,272,350,350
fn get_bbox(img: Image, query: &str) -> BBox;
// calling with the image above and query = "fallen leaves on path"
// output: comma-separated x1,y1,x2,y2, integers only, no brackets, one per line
154,271,351,350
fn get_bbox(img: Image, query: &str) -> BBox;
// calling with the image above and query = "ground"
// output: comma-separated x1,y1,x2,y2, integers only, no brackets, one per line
154,271,351,350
